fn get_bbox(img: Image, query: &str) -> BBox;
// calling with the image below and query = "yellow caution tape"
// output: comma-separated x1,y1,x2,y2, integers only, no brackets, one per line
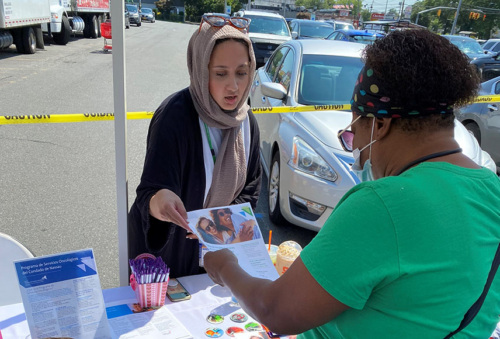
252,103,351,114
0,111,155,125
474,94,500,103
1,95,498,125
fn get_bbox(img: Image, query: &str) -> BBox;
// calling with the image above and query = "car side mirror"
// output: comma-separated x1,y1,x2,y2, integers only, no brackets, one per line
292,31,298,39
262,82,287,100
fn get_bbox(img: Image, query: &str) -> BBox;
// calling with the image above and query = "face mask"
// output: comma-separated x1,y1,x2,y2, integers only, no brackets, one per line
351,118,377,182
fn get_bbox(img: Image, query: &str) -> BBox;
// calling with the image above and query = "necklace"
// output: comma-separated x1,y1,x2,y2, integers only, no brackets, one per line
395,148,462,176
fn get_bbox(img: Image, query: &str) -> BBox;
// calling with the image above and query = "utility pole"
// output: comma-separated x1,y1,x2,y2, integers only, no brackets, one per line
399,0,405,19
384,0,389,17
450,0,463,35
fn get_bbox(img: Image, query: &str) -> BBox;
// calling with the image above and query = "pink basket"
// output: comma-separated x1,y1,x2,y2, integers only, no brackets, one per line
131,273,169,308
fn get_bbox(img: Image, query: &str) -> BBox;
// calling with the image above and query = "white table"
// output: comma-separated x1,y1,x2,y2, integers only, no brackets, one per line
0,274,259,339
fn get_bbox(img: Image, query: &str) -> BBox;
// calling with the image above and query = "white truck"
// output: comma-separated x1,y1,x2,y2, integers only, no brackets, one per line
0,0,51,54
43,0,110,45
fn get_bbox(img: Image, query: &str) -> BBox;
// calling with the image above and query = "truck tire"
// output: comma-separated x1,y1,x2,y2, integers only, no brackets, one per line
83,15,91,38
34,26,44,49
12,29,25,54
53,16,71,45
89,15,98,38
97,15,103,37
22,27,36,54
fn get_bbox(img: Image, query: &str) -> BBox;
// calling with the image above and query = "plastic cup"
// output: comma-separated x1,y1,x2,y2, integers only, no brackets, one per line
275,241,302,276
266,244,279,266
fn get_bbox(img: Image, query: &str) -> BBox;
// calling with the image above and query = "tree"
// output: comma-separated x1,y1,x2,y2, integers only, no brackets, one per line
184,0,244,22
155,0,174,18
410,0,499,39
360,8,371,22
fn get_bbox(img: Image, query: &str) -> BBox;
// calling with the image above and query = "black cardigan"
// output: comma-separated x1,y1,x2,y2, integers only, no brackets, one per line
128,88,262,278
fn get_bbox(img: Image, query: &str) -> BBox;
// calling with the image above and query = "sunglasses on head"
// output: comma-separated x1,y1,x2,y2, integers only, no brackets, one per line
198,15,251,33
337,115,361,152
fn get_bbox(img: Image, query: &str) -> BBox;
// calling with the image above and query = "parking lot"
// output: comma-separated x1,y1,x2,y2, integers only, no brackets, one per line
0,20,316,289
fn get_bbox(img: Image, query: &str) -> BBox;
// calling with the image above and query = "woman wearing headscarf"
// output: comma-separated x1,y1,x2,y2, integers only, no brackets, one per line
128,16,261,278
204,29,500,338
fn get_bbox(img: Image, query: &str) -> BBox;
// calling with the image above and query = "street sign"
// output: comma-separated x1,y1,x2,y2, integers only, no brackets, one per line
225,5,231,15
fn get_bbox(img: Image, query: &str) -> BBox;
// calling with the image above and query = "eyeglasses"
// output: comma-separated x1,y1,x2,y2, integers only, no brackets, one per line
202,220,214,232
337,116,361,152
198,15,251,33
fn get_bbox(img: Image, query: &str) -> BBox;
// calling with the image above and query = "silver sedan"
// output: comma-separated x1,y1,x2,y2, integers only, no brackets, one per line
250,39,496,231
456,76,500,173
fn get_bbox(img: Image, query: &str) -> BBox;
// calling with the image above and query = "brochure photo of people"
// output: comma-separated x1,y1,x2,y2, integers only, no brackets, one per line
190,203,262,246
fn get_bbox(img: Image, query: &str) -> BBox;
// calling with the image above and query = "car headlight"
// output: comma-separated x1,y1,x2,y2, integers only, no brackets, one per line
289,136,338,182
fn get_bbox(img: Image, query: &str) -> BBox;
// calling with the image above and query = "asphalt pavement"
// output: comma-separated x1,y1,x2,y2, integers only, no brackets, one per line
0,20,317,289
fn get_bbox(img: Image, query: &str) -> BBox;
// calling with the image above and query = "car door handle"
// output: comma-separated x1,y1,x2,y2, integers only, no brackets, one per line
488,104,498,112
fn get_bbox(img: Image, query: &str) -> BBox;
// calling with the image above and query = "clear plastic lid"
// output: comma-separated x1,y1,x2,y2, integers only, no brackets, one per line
277,241,302,260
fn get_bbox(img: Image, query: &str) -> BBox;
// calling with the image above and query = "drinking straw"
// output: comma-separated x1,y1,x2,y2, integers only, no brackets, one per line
268,230,272,251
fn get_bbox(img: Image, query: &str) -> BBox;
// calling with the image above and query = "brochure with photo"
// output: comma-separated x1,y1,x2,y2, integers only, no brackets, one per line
187,202,279,280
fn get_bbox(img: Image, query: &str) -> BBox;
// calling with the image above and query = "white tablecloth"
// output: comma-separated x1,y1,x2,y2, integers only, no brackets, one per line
0,273,255,339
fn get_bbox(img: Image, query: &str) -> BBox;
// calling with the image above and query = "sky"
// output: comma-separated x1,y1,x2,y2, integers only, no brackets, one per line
363,0,418,14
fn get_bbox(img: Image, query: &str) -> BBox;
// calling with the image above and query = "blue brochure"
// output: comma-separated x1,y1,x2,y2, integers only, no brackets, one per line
14,248,111,339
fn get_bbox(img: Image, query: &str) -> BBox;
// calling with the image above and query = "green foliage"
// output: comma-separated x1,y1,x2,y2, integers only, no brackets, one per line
184,0,244,22
155,0,174,19
410,0,499,39
361,8,371,22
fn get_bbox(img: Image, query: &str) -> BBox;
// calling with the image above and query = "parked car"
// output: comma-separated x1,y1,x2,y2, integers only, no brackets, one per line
456,76,500,173
125,9,131,29
327,29,385,44
250,39,496,231
289,19,334,39
125,4,141,26
471,52,500,82
140,7,155,23
482,39,500,53
319,19,354,31
234,10,291,67
442,35,490,60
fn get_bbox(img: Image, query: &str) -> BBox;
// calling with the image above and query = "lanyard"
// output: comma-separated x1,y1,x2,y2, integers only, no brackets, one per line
203,122,216,164
395,148,462,176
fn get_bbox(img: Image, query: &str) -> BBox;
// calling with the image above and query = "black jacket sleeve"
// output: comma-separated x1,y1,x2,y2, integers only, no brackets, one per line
128,89,204,278
232,110,262,209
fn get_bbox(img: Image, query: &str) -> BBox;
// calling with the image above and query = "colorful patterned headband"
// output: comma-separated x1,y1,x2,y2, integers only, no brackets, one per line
350,66,454,118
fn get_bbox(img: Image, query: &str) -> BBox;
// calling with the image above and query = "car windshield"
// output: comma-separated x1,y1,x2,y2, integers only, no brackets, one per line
449,39,484,55
336,23,354,30
300,24,334,38
126,5,138,13
297,55,364,105
142,8,152,13
244,15,290,36
349,34,378,45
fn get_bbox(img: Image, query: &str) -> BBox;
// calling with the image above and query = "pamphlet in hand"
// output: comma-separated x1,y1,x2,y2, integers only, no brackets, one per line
187,202,279,280
14,248,112,339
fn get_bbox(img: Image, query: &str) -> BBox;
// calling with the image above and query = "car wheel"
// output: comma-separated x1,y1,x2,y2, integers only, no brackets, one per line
268,150,286,224
464,122,481,145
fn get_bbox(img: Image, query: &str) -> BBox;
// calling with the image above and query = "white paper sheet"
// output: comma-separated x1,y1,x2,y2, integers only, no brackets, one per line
187,203,279,281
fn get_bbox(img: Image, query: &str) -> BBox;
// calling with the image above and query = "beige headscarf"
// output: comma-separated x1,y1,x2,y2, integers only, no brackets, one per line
187,22,256,208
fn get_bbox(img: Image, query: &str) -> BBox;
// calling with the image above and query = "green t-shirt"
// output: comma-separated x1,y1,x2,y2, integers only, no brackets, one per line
300,162,500,339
